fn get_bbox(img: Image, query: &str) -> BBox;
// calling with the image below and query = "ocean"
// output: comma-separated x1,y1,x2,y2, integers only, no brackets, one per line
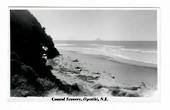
54,41,157,68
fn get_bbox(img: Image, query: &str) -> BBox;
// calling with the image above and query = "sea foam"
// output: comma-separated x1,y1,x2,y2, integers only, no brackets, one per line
55,43,157,68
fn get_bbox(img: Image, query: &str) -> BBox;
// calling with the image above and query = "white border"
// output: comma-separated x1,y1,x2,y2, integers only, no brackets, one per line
10,6,159,10
8,7,161,103
2,0,170,110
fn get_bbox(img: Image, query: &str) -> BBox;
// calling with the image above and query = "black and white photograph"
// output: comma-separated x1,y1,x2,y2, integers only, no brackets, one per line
10,8,158,97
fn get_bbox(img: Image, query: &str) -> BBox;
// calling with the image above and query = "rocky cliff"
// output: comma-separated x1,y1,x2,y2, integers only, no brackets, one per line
10,10,80,97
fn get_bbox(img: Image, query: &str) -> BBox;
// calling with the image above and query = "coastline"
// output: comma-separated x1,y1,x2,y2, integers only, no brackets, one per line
55,41,157,69
59,49,157,68
60,50,157,86
48,50,157,97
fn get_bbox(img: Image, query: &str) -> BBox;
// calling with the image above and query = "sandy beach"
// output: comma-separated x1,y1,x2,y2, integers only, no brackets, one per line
48,50,157,97
61,50,157,86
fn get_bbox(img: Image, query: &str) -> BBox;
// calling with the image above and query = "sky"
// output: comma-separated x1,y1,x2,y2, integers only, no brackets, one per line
30,9,157,41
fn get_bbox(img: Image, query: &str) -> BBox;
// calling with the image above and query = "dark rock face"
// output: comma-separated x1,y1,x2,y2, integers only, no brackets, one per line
10,10,60,96
10,10,60,77
10,10,82,97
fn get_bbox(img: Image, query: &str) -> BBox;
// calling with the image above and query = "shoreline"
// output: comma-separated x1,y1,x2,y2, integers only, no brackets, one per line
61,49,157,69
48,50,157,97
60,50,157,86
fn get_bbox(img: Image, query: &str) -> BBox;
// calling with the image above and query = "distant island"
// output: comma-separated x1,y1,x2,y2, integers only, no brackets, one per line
95,38,102,41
